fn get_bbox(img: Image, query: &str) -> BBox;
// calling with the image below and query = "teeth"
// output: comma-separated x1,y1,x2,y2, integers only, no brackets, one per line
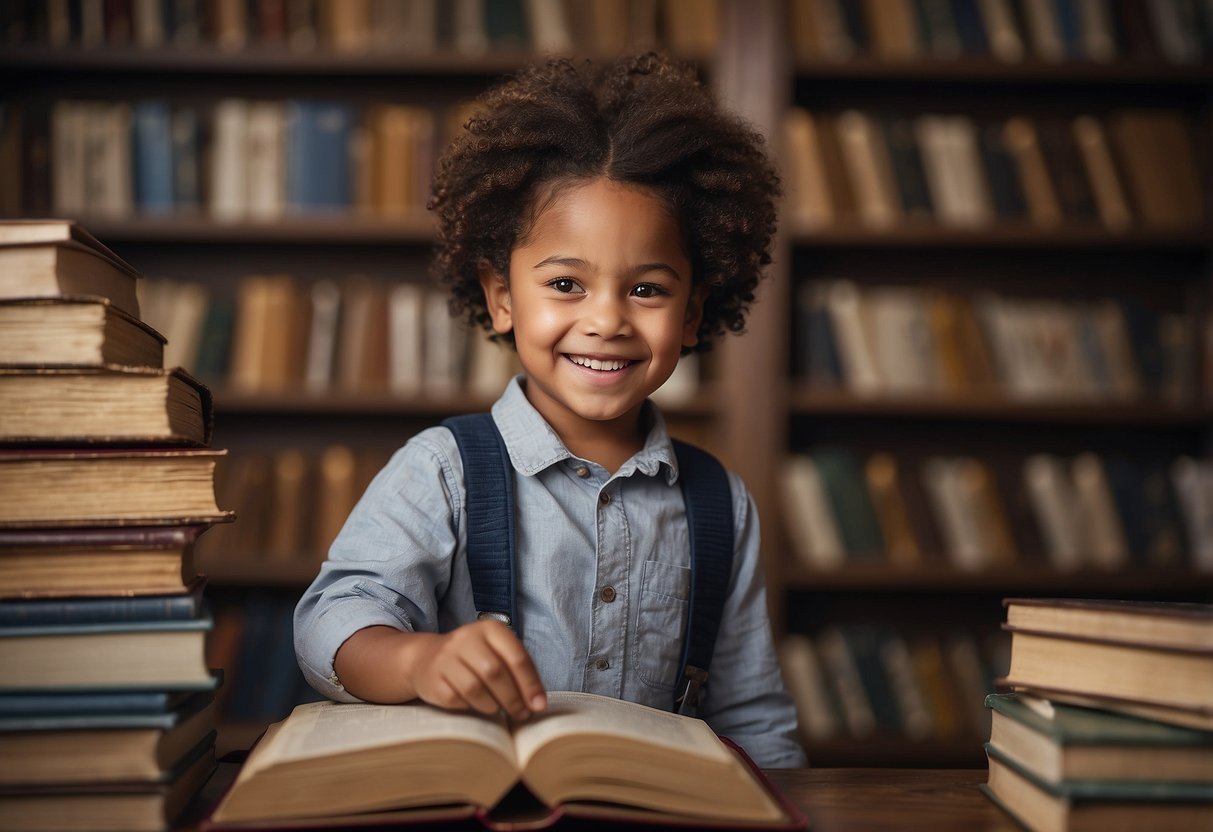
569,355,630,371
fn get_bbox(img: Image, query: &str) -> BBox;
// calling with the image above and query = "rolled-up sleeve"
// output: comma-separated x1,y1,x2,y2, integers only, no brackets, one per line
697,472,807,768
293,429,469,702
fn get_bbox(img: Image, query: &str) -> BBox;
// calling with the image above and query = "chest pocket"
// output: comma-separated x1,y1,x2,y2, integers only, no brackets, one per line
633,560,690,690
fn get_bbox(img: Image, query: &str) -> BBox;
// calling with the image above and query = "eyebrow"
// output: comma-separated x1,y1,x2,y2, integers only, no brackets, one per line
532,256,683,281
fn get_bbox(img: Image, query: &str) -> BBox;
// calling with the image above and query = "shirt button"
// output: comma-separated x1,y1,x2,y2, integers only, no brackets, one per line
600,586,616,603
595,658,609,671
599,492,611,506
575,465,590,478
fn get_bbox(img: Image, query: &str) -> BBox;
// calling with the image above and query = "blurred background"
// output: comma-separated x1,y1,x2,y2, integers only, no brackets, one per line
1,0,1209,767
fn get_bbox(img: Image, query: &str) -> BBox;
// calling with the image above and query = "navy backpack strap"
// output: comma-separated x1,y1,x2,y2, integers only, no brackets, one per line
442,414,518,631
671,439,734,714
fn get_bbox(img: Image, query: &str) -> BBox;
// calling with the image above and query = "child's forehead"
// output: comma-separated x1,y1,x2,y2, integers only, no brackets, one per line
518,177,685,245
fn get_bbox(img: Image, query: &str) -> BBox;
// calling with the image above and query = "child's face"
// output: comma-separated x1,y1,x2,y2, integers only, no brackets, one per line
480,177,705,441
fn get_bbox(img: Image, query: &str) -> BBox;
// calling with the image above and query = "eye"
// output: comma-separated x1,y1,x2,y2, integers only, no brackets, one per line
546,278,583,294
631,283,669,299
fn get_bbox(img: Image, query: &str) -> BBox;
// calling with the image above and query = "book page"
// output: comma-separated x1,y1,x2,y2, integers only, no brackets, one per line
511,691,729,769
247,701,516,776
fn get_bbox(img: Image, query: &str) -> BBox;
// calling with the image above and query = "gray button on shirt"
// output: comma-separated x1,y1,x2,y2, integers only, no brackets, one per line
293,376,806,768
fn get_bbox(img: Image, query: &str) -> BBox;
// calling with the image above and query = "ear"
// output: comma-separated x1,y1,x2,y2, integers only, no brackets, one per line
478,261,513,335
681,284,709,348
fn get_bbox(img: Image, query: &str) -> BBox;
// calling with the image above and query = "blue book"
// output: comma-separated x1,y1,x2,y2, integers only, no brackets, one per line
0,687,213,732
132,100,175,216
286,100,354,214
0,581,205,627
0,672,221,717
950,0,989,54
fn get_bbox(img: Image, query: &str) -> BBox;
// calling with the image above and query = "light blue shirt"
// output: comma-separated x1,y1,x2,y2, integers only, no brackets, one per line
294,376,806,767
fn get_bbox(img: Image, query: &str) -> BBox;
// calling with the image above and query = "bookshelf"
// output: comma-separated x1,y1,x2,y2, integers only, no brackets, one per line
3,0,1212,767
766,0,1213,767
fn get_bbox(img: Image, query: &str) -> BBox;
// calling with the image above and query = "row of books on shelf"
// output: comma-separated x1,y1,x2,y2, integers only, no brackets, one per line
790,0,1213,66
0,0,719,59
0,219,232,831
795,279,1207,405
1,97,448,222
779,624,1007,743
137,275,702,402
981,597,1213,831
195,444,387,569
141,275,513,397
782,107,1204,231
779,448,1213,574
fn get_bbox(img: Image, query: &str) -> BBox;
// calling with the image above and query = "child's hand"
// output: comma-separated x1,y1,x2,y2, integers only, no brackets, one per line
410,619,547,720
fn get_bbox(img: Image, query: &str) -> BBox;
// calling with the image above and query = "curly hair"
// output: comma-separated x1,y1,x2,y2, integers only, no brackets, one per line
428,52,780,353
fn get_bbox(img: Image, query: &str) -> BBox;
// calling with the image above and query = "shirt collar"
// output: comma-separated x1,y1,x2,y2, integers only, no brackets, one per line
491,375,680,485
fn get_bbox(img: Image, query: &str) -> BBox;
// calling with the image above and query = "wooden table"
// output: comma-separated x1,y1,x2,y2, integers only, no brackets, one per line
765,768,1019,831
187,766,1020,830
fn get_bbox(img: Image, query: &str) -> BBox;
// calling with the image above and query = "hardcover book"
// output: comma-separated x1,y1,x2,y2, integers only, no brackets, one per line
203,692,806,830
985,692,1213,785
0,524,204,599
0,448,232,527
0,366,212,446
982,742,1213,832
0,297,164,368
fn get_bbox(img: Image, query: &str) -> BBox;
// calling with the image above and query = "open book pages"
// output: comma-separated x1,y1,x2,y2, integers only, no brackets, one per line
212,691,786,826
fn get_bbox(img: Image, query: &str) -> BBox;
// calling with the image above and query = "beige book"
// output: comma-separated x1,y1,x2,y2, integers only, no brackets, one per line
245,102,285,221
816,627,877,737
779,454,845,570
303,279,341,393
862,286,936,393
0,241,144,321
207,693,791,827
788,0,823,59
782,108,834,229
1072,115,1131,230
779,633,841,740
1003,117,1062,227
0,366,211,446
0,297,163,369
387,282,425,395
660,0,718,58
265,447,309,562
526,0,573,52
0,449,230,527
835,111,901,228
824,280,881,395
1023,454,1085,571
1070,453,1129,570
322,0,371,51
209,99,250,222
315,444,358,559
978,0,1025,61
923,457,988,572
160,281,209,372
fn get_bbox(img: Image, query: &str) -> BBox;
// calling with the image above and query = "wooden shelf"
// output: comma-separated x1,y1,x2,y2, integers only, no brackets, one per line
64,215,435,244
0,45,561,76
788,389,1213,427
782,562,1211,594
793,57,1213,85
789,223,1211,250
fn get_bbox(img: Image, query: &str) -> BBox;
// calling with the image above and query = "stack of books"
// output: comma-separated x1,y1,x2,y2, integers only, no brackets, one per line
0,220,233,832
982,597,1213,832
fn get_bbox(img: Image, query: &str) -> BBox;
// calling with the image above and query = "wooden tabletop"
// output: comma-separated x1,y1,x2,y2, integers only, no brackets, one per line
765,768,1019,831
187,765,1018,831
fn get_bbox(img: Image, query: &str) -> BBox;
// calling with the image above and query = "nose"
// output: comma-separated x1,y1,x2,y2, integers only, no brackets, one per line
581,293,631,339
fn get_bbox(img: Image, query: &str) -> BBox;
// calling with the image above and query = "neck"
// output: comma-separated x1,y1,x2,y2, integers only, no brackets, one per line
551,406,649,475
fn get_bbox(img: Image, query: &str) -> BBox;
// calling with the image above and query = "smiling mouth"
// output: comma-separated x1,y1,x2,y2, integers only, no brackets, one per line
566,355,634,372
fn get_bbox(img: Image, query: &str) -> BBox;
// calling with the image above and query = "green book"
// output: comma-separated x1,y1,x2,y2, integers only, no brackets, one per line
985,693,1213,786
812,448,885,559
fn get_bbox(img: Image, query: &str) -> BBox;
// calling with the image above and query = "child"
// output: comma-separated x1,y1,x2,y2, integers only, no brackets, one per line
294,53,806,768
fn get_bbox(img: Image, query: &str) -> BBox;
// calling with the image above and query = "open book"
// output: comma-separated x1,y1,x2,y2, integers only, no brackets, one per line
205,692,803,830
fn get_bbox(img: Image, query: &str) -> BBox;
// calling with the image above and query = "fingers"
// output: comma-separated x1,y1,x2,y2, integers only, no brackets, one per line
420,621,547,720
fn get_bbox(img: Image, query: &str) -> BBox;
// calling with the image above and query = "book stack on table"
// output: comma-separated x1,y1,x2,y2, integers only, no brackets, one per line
982,596,1213,832
0,220,234,832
